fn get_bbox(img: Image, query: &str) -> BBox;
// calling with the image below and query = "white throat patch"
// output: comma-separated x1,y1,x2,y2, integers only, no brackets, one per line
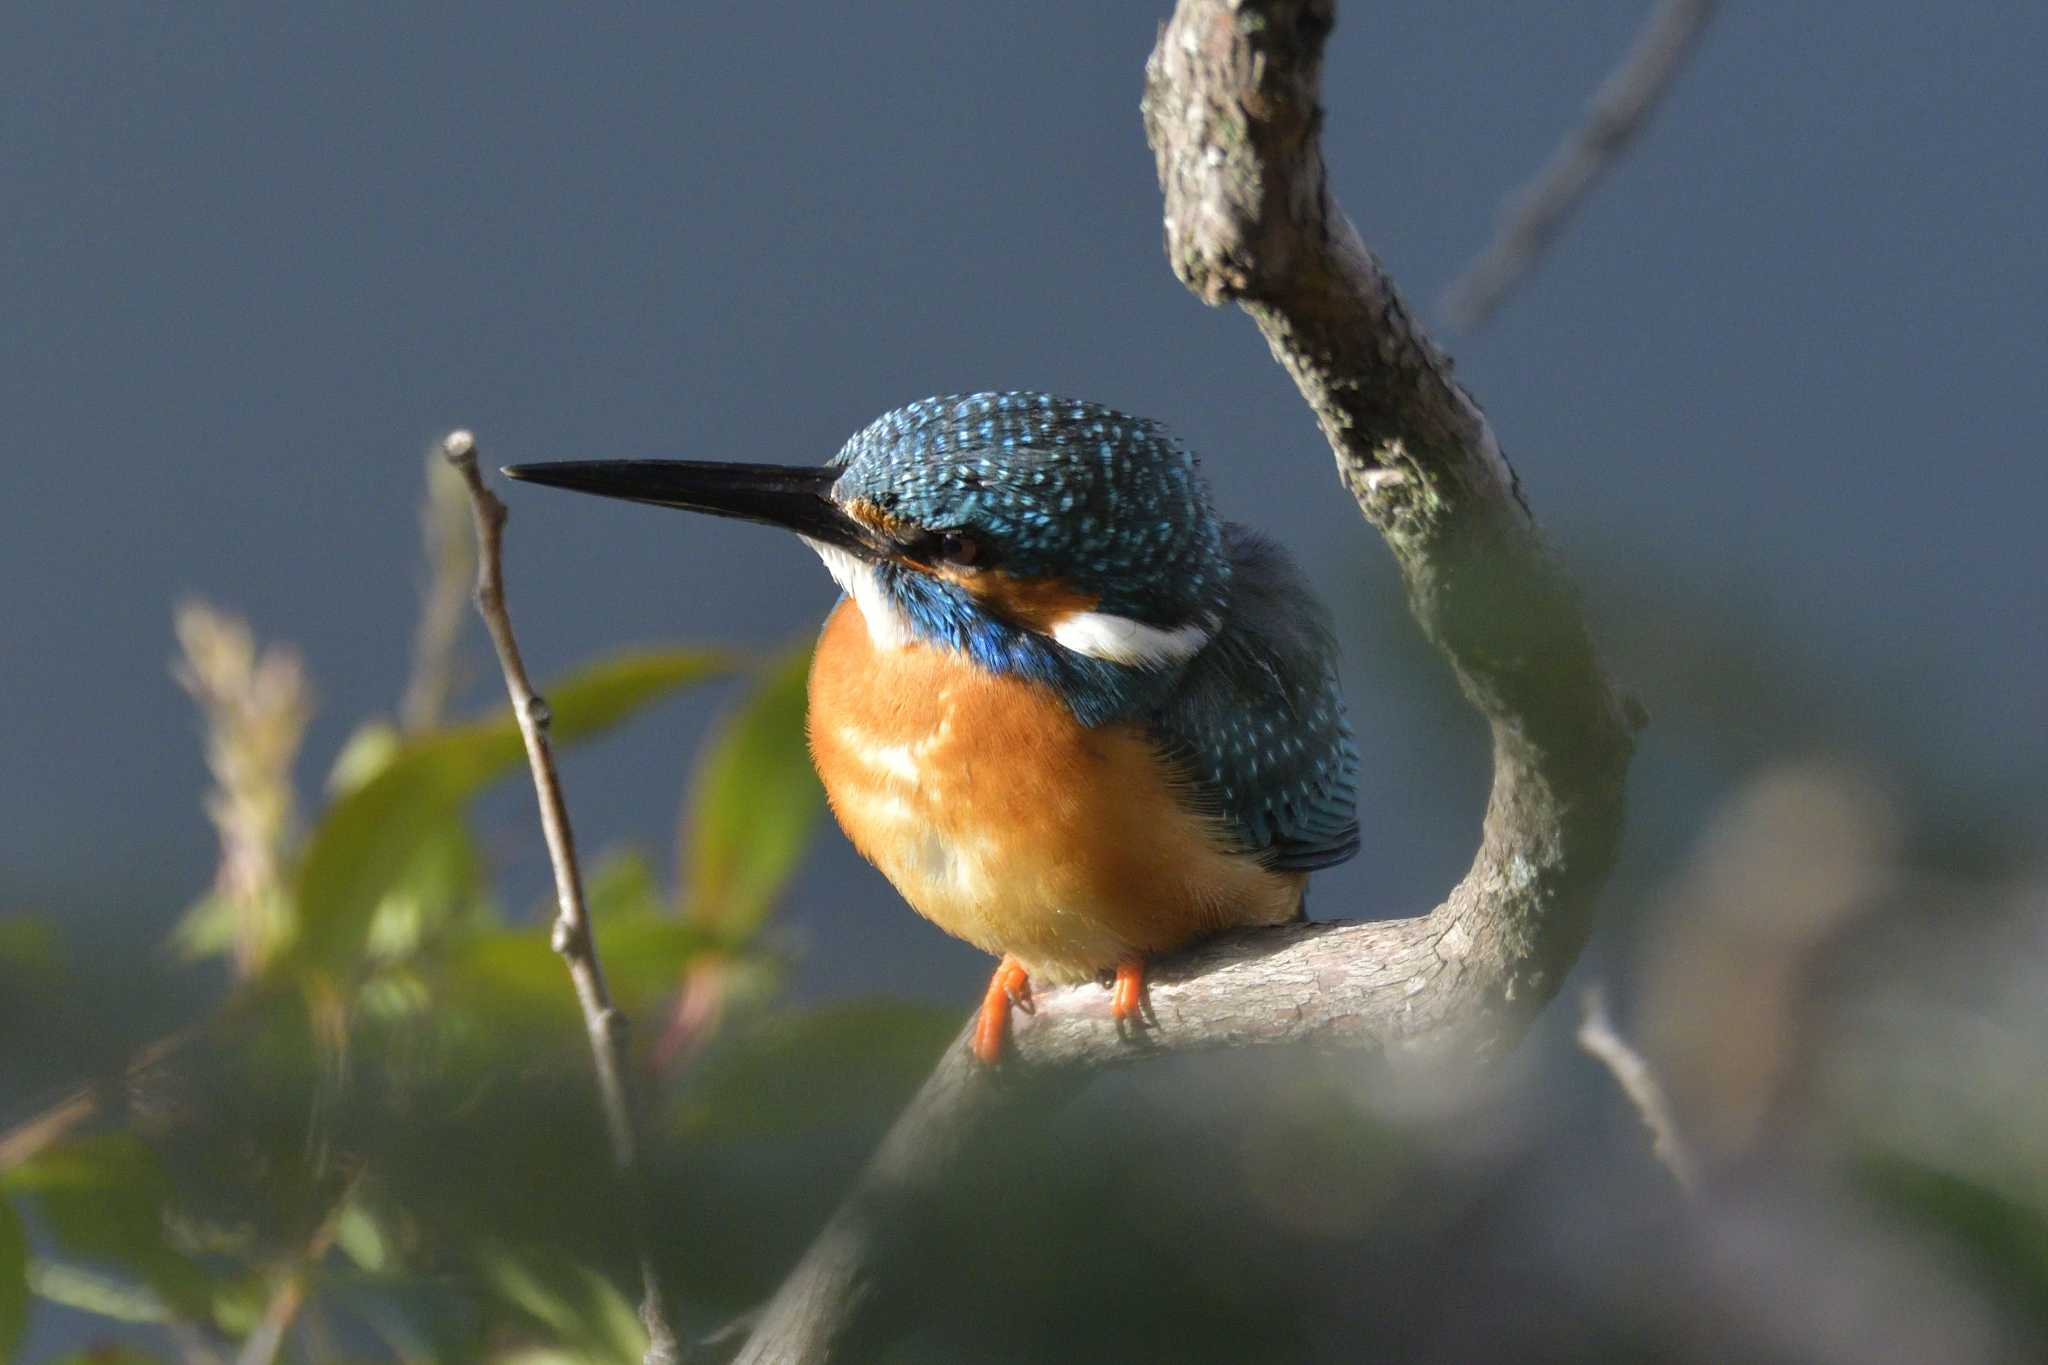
804,539,917,650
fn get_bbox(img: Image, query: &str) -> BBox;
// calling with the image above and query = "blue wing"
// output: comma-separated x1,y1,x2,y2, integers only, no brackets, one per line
1145,525,1361,872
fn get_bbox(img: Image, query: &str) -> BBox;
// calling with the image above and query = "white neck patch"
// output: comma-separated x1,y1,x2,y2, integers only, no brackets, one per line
805,539,917,650
1050,610,1216,667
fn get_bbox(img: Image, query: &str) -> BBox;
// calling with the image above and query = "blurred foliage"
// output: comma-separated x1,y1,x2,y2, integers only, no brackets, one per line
677,645,823,945
0,1198,23,1360
0,522,884,1361
3,476,2047,1363
286,646,738,974
172,603,312,977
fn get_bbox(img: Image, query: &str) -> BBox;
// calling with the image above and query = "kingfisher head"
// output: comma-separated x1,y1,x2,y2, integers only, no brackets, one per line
506,392,1231,723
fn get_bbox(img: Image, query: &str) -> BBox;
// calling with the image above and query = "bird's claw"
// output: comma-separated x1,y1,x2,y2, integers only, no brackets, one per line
1109,959,1151,1037
973,956,1033,1064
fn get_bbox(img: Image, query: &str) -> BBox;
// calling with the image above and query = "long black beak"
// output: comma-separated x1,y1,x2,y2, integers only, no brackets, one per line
500,460,886,558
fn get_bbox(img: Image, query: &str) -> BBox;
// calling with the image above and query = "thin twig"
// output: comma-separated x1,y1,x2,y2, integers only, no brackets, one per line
0,1088,99,1172
232,1172,361,1365
440,430,684,1365
0,1031,195,1172
1577,986,1698,1196
1440,0,1718,331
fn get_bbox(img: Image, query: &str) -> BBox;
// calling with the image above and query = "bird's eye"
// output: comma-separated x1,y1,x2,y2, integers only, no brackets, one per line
937,532,982,567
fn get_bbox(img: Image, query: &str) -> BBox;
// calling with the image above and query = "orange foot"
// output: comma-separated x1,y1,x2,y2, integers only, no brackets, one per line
972,955,1034,1064
1111,958,1148,1032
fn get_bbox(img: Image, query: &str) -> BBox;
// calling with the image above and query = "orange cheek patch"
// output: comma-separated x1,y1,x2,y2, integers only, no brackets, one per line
870,521,1096,635
952,569,1098,634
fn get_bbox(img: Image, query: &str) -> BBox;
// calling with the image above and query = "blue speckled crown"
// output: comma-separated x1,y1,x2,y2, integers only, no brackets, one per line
831,392,1229,628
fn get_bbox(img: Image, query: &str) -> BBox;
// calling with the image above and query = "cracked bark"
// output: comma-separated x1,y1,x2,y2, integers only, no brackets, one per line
732,3,1636,1360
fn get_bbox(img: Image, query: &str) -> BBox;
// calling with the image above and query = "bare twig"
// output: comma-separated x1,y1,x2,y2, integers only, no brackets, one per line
735,3,1638,1359
0,1087,99,1172
1578,986,1698,1196
1,1032,195,1173
232,1272,310,1365
233,1173,360,1365
1441,0,1718,331
440,430,684,1365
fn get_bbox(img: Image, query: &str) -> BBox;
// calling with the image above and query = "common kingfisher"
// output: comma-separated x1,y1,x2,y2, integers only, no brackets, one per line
506,393,1359,1062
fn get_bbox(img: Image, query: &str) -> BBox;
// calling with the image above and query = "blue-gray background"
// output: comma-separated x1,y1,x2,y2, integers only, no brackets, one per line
4,4,2043,1008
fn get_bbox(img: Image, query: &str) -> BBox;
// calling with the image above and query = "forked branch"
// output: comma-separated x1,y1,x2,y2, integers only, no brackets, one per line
735,3,1637,1359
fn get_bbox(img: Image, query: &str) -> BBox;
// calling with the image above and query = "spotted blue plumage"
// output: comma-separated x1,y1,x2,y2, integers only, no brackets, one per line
832,392,1360,873
1147,526,1361,871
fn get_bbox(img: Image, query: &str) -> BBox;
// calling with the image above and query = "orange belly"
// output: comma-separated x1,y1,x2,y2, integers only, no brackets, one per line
806,597,1303,983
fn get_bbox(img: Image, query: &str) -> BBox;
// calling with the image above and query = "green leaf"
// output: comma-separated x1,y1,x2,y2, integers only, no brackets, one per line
0,917,63,1054
204,1270,276,1340
168,887,294,964
167,892,238,961
360,822,487,962
474,1243,644,1364
25,1261,171,1324
679,643,823,942
0,915,61,977
436,930,583,1043
2,1135,210,1323
334,1201,390,1275
439,916,712,1044
594,915,718,1014
326,719,404,796
543,647,741,746
1857,1152,2048,1326
0,1198,26,1363
584,847,666,925
290,647,736,970
676,1000,960,1139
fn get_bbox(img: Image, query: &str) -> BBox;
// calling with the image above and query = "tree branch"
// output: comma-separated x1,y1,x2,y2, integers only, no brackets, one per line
441,431,684,1365
1440,0,1718,331
735,3,1637,1358
1577,986,1698,1196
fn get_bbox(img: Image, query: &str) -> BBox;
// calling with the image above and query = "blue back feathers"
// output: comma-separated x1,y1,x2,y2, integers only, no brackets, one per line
1149,527,1361,871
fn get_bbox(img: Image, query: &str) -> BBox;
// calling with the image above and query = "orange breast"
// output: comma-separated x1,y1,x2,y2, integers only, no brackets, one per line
806,598,1303,983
